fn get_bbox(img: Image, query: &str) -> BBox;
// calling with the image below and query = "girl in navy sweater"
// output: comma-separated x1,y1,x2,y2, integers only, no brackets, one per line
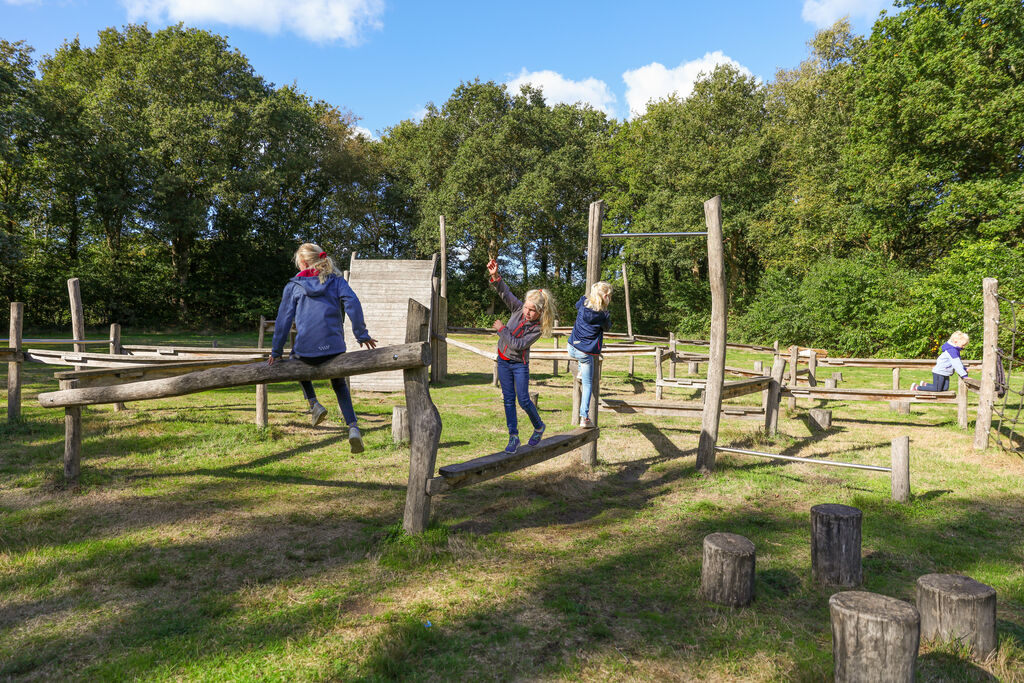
912,331,969,392
487,258,556,453
567,282,613,428
269,243,377,452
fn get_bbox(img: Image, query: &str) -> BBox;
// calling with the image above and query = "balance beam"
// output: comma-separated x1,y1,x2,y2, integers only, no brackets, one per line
781,387,957,403
601,398,763,420
426,428,599,495
37,342,430,408
53,359,255,389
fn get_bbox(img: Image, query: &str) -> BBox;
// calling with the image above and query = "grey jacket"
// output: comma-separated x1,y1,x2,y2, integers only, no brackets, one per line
489,277,541,364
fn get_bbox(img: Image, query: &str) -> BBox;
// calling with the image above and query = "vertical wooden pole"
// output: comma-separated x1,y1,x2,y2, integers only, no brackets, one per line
257,315,266,349
8,302,23,421
430,253,441,384
957,377,969,429
439,218,449,381
109,323,127,412
891,436,910,503
974,278,998,451
655,347,664,400
892,367,901,391
622,263,634,377
808,351,817,386
552,334,559,375
255,318,268,428
402,300,442,534
582,200,603,466
669,333,677,380
68,278,85,371
439,216,447,300
572,373,581,422
764,356,786,436
788,346,799,411
61,378,82,484
697,195,727,474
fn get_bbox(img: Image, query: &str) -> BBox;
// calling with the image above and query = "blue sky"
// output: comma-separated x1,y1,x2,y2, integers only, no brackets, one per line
2,0,895,137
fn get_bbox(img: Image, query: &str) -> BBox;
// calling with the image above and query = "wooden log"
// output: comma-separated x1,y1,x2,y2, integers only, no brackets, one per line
974,278,998,450
788,345,798,411
957,377,969,429
892,367,900,390
753,360,763,373
812,504,863,587
436,296,448,380
764,356,786,436
7,302,23,421
492,361,500,387
602,398,764,420
916,574,997,660
782,387,956,403
68,278,85,356
529,391,539,407
718,377,770,401
582,359,601,466
61,379,82,483
582,200,603,467
825,378,837,389
402,301,442,534
622,263,633,378
696,196,726,474
655,347,664,400
571,370,581,421
428,428,599,495
439,215,447,299
108,323,127,412
832,371,843,382
254,317,268,428
809,408,832,432
896,400,911,415
55,359,262,388
392,405,410,443
830,591,920,683
687,361,700,374
701,532,755,607
891,436,910,503
669,333,677,379
39,342,430,408
808,351,818,387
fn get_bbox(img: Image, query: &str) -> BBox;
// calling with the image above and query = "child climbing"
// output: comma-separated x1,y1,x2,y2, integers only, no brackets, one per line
269,243,377,452
487,257,555,454
912,331,969,392
567,281,613,428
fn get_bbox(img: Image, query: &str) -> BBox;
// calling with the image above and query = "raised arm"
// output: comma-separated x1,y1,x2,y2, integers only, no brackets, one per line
486,259,522,312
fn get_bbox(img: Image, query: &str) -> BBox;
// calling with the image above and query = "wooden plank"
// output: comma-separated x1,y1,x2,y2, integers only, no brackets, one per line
27,349,266,367
53,359,253,388
38,342,430,408
446,337,498,361
718,377,771,400
781,387,957,403
601,398,763,420
819,357,982,369
1,349,25,363
428,428,600,494
123,344,273,355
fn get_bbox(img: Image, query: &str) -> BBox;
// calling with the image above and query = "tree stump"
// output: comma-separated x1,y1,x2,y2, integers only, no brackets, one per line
809,408,832,432
825,378,837,389
392,405,410,443
811,504,862,587
830,591,920,683
889,400,911,415
916,574,997,660
700,532,755,607
832,371,843,383
890,437,910,503
687,361,700,375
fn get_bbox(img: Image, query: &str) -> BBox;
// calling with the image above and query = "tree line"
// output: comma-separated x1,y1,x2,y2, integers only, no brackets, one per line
2,0,1022,356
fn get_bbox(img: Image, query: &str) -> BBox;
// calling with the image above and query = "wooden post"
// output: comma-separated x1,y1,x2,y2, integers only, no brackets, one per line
109,323,127,412
439,219,448,381
655,347,664,400
700,532,755,607
788,346,798,410
492,361,500,387
622,263,634,377
764,356,786,436
581,200,603,466
891,436,910,503
255,320,269,428
61,378,82,483
830,591,920,682
530,391,539,407
825,378,837,389
811,504,863,587
552,335,559,375
832,371,843,383
957,377,969,429
687,361,700,374
892,367,901,391
696,195,726,474
916,574,997,661
808,351,817,386
809,408,832,432
669,333,677,380
439,216,447,300
753,360,763,373
8,302,24,421
257,315,266,349
68,278,85,371
974,278,998,450
392,405,410,443
402,300,442,534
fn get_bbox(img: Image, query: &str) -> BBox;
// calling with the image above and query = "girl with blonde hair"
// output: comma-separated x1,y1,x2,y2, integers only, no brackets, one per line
486,257,556,454
268,243,377,452
912,330,970,392
567,281,613,427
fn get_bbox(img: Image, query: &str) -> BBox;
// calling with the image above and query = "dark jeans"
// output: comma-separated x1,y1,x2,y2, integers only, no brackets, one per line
296,353,357,425
918,372,951,392
497,357,543,435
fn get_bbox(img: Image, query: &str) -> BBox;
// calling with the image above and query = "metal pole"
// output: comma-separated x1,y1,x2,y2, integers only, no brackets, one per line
714,446,891,472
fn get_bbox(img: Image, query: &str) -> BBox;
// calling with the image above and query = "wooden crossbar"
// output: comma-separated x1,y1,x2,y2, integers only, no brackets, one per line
818,357,982,369
445,336,498,361
24,348,266,368
426,428,599,495
123,344,273,355
53,359,252,388
781,387,957,403
601,398,763,420
1,349,25,363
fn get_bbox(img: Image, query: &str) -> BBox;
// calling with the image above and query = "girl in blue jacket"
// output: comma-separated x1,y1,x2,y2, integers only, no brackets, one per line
912,331,969,392
269,243,377,452
567,282,612,428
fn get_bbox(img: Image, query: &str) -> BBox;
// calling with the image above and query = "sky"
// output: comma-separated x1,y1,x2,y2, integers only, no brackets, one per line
2,0,896,138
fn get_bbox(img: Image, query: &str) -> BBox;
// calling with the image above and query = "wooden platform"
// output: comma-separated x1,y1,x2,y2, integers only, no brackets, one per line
601,398,764,420
344,256,437,392
426,428,599,494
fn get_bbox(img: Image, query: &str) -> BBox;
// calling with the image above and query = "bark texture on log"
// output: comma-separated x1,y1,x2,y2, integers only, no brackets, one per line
830,591,920,683
811,503,862,587
916,573,997,660
402,301,442,534
392,405,410,443
700,532,755,607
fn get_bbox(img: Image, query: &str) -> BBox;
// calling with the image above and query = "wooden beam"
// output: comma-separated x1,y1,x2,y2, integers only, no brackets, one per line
974,277,998,450
697,195,726,474
25,348,266,368
718,377,771,401
781,387,957,403
820,357,982,369
38,342,430,408
582,199,603,466
7,302,24,421
402,300,442,534
427,428,600,495
445,336,498,361
601,398,763,420
764,355,787,436
53,359,248,388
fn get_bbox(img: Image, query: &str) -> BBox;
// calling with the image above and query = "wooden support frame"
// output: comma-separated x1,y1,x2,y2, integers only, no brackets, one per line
402,300,443,534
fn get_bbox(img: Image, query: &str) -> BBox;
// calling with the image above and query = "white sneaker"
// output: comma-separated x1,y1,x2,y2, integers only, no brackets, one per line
910,383,918,391
580,416,594,429
348,425,364,453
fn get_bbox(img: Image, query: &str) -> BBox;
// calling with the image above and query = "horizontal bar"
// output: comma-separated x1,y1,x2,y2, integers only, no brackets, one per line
714,446,891,472
603,232,707,238
0,339,110,345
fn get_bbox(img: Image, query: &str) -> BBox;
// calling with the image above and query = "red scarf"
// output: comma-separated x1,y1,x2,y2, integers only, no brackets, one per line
297,268,318,277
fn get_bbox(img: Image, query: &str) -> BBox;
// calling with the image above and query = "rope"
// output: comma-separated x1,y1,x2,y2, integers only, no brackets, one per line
992,292,1023,454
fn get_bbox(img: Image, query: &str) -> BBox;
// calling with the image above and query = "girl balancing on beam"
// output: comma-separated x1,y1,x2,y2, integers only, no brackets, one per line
487,257,556,454
269,243,377,453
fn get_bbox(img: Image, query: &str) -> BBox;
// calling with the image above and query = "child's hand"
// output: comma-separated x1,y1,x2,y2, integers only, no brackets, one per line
486,259,499,278
267,356,276,366
492,320,504,331
360,338,378,349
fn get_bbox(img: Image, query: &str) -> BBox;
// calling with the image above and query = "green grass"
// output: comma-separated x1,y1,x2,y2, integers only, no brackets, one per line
1,332,1022,681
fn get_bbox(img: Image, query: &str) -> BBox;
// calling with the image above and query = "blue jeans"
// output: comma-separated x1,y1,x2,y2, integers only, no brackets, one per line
918,372,951,392
497,358,543,435
296,354,358,425
567,344,595,418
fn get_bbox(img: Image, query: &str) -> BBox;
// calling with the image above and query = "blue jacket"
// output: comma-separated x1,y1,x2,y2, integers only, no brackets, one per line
270,273,371,359
569,296,611,355
933,342,968,378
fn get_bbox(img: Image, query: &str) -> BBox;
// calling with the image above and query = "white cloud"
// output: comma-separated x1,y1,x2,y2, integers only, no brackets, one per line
505,69,616,116
120,0,384,44
410,105,429,122
351,125,375,140
801,0,890,28
622,51,753,119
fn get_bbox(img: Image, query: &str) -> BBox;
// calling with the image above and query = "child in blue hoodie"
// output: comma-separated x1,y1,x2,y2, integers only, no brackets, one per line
268,243,377,452
912,331,969,392
567,281,613,428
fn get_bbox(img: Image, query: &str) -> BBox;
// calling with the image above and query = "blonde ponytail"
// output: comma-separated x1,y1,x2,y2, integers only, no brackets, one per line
294,242,341,284
585,281,613,312
524,288,556,337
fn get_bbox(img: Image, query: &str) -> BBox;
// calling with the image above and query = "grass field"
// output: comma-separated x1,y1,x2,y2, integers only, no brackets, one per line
2,332,1023,681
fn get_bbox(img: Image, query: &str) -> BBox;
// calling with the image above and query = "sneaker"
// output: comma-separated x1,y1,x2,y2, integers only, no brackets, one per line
348,425,364,454
528,424,546,447
504,435,520,454
310,402,327,427
910,383,918,391
580,416,594,429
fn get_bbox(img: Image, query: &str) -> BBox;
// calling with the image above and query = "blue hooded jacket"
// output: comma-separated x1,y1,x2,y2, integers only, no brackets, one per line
932,342,968,378
569,296,611,355
270,273,371,359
